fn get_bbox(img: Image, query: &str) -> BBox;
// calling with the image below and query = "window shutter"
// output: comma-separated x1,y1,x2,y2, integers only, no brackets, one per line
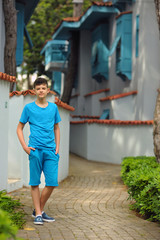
116,12,132,80
16,2,25,66
91,24,109,82
52,71,61,95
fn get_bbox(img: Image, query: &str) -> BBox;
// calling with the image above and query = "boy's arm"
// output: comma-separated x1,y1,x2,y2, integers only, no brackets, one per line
17,122,35,155
54,123,60,154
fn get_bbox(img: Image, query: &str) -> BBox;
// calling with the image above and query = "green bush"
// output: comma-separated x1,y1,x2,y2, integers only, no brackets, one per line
0,209,18,240
121,156,160,222
0,190,26,229
0,190,26,240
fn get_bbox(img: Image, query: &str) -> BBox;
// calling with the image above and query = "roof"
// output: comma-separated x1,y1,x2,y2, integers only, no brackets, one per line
0,72,16,83
70,119,153,125
55,97,75,112
9,90,75,112
19,0,40,24
52,1,119,40
99,91,137,102
116,11,132,19
9,89,56,97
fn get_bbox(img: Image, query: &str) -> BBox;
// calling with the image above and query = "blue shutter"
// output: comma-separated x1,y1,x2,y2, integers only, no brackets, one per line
52,71,61,95
100,109,110,119
91,24,109,82
136,15,139,58
16,2,25,66
116,13,132,80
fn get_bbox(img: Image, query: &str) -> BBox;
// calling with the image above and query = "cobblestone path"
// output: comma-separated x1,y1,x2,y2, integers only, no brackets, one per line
11,154,160,240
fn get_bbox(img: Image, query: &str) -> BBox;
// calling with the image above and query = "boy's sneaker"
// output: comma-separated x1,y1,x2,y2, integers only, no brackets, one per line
32,209,55,222
32,209,36,218
42,212,55,222
34,215,43,225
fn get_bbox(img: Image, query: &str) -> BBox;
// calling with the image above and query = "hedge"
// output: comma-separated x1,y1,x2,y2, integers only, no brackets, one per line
121,156,160,222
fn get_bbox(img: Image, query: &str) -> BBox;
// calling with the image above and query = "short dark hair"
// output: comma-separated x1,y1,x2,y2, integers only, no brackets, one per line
34,77,48,88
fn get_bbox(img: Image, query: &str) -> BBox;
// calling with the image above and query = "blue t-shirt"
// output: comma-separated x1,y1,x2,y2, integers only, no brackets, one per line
19,101,61,150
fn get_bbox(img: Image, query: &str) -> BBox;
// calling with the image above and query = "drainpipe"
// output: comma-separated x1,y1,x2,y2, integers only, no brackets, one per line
72,0,84,17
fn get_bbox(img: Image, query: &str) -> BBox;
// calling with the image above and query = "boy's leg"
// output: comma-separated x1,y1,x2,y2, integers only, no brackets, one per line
31,185,42,216
40,186,55,211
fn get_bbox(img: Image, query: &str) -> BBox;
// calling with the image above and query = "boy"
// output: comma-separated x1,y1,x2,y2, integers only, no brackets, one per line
17,77,61,225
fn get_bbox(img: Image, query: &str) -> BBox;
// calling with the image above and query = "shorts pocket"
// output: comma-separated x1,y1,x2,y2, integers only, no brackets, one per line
29,149,36,159
54,151,60,161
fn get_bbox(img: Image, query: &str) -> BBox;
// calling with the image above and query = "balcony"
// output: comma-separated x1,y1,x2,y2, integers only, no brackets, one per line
41,40,69,72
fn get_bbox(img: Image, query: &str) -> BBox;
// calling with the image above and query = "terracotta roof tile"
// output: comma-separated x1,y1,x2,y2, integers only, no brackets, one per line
0,72,16,83
63,16,80,22
9,89,56,97
71,115,100,119
9,90,74,112
92,1,113,7
53,1,113,34
99,91,137,102
70,119,153,125
55,97,75,112
116,11,132,19
84,88,110,97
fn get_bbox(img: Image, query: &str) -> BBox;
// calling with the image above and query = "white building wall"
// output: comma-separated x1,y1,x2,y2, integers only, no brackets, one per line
71,0,160,121
70,123,154,164
0,0,5,72
109,0,160,120
85,91,110,116
133,0,160,120
70,124,88,159
111,95,136,120
58,108,70,182
77,30,92,114
0,80,9,191
8,96,24,179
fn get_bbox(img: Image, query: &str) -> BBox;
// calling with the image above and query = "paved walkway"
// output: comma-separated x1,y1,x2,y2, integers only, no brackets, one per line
11,154,160,240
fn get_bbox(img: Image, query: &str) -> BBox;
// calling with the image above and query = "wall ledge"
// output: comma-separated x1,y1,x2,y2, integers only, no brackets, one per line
70,119,153,125
84,88,110,97
100,91,137,102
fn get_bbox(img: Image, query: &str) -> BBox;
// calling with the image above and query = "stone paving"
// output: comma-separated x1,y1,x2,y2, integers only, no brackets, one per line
11,153,160,240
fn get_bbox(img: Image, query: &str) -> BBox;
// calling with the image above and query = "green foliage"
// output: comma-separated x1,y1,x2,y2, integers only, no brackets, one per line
0,209,18,240
121,156,160,222
0,191,26,229
23,0,95,76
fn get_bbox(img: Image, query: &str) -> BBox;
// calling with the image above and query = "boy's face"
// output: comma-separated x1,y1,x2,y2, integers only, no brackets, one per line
34,84,49,99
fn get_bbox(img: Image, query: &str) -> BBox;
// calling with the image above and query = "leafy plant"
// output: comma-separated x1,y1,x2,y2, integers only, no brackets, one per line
0,209,18,240
121,156,160,222
0,190,26,229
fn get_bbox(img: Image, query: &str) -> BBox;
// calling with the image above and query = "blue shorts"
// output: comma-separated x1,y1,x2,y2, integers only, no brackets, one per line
29,149,59,186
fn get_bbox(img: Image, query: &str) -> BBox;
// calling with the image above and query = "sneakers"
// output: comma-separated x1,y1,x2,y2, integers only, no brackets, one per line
42,212,55,222
32,209,55,223
34,215,43,225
